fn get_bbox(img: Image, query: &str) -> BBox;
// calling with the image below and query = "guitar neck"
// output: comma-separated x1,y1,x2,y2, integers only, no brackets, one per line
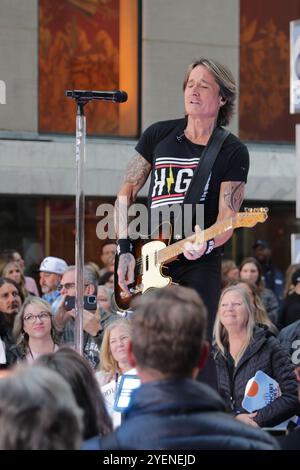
157,218,234,263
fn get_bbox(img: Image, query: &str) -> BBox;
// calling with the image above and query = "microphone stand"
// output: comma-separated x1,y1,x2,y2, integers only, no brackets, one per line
65,90,127,356
73,97,87,356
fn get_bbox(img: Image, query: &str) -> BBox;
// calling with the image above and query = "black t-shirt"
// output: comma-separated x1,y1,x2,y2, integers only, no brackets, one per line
135,118,249,235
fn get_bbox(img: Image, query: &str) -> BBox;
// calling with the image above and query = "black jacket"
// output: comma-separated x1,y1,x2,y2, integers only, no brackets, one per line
277,427,300,450
278,319,300,360
101,378,278,450
261,263,284,303
214,326,299,428
278,293,300,328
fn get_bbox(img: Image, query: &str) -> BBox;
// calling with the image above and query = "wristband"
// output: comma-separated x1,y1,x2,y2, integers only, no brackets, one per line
204,238,215,255
117,239,133,255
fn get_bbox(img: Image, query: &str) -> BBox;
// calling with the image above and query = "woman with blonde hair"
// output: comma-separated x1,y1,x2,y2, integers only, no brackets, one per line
11,296,59,363
95,317,132,387
213,285,299,428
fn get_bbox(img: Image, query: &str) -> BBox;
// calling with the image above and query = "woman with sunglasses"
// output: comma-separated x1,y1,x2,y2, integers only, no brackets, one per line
11,297,60,363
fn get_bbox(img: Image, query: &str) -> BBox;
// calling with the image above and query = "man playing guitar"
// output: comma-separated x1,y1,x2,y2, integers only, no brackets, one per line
114,58,250,388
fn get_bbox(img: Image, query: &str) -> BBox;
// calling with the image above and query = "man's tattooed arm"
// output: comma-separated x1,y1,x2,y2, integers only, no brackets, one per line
223,181,245,212
123,153,152,187
114,153,152,239
207,181,246,249
114,154,151,293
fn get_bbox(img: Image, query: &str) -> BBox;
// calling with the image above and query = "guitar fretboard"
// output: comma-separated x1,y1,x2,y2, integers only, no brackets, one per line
157,218,234,263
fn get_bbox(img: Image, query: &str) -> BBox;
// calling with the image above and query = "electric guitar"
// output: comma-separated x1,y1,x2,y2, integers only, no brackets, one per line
114,208,268,311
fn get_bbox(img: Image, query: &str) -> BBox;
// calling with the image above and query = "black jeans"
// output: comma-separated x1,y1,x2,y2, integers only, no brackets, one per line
167,252,221,338
166,253,221,390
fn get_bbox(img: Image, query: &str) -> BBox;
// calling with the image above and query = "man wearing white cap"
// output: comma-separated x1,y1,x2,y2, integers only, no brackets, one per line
39,256,68,305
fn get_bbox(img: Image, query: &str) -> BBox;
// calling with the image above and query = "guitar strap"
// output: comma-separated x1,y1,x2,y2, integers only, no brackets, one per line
183,126,230,224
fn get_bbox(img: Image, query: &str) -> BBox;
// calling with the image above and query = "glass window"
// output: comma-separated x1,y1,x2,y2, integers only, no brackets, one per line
0,195,145,280
39,0,140,137
239,0,300,142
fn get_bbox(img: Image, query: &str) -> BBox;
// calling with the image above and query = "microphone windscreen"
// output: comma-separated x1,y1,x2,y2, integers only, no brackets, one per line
116,91,128,103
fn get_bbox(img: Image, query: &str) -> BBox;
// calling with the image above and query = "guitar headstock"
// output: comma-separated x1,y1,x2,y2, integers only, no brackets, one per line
233,208,269,228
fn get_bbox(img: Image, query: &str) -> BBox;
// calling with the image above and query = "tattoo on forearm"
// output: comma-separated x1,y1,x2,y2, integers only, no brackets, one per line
119,253,134,270
223,182,245,212
115,154,151,238
124,154,151,185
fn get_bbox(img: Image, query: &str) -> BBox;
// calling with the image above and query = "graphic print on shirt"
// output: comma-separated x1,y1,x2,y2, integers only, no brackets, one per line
150,156,210,208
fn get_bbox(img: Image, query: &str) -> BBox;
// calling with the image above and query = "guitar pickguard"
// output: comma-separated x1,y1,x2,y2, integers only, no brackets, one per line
141,240,172,293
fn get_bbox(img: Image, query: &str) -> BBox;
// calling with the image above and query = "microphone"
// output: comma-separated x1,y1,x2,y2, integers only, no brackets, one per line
65,89,128,103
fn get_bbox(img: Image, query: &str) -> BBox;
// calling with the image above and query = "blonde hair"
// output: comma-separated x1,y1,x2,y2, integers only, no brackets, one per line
99,318,132,374
213,285,256,365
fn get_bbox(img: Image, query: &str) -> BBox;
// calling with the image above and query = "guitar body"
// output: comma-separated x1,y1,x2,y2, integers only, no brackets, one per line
141,240,172,293
114,224,173,311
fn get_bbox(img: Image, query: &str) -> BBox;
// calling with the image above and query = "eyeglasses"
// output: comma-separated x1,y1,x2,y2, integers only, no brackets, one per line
57,283,89,291
23,312,50,324
57,282,75,291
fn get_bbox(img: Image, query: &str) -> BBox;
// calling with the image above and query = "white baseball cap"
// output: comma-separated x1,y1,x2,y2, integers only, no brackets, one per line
39,256,68,275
